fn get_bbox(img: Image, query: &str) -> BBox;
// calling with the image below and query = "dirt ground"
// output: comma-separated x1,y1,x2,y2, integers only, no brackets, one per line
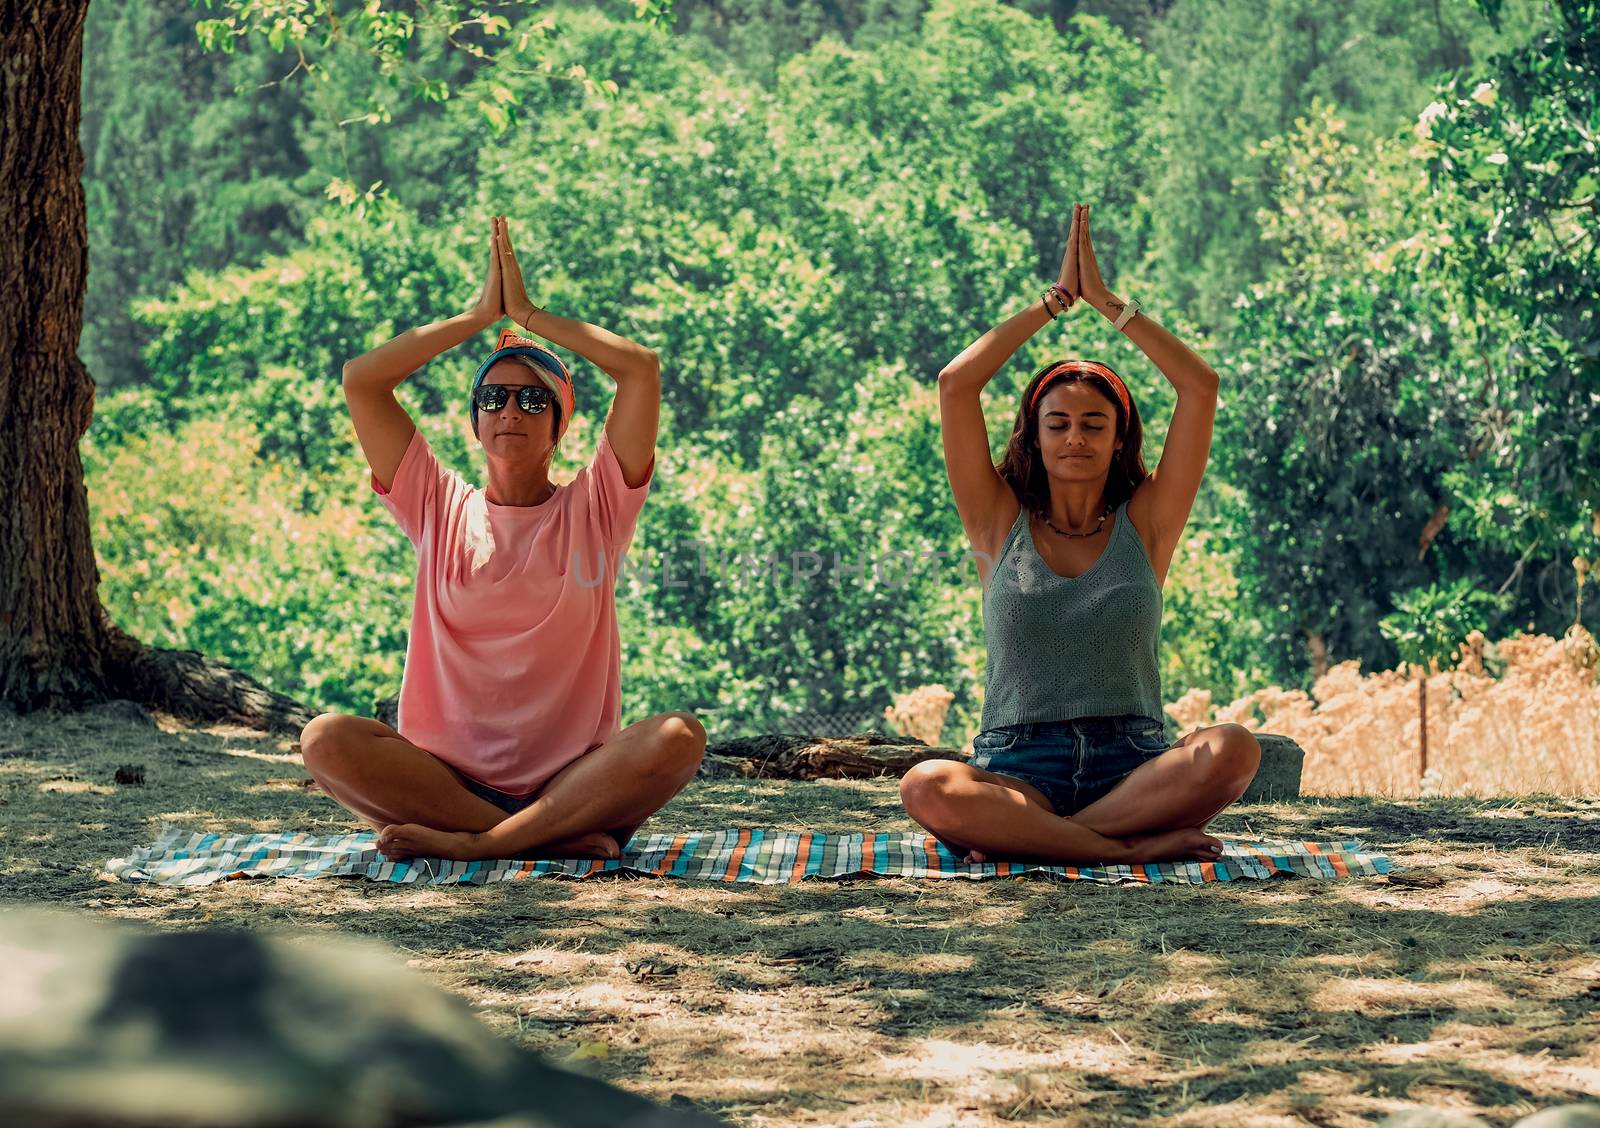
3,704,1598,1127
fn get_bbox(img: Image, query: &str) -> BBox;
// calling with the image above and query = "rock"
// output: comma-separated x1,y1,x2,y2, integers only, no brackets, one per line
85,699,154,727
0,907,726,1128
376,694,399,728
1379,1111,1491,1127
1240,734,1303,802
112,764,145,786
1384,1112,1600,1128
1513,1106,1600,1128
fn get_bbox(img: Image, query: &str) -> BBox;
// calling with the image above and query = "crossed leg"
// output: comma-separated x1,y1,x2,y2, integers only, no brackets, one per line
899,724,1262,865
299,711,706,862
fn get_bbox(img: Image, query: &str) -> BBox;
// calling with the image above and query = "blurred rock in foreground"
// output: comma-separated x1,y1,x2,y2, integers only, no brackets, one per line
0,908,726,1128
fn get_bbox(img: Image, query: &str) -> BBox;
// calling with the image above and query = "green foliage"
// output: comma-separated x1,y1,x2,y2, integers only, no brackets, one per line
664,0,925,79
1417,0,1600,557
193,0,661,123
81,0,320,388
468,2,1161,464
1158,489,1276,707
1215,105,1522,681
83,412,412,714
78,0,1598,731
1379,576,1506,675
130,200,482,480
616,364,979,732
1149,0,1530,326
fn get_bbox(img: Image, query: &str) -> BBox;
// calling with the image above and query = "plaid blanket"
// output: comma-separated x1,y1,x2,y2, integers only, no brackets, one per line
107,825,1390,888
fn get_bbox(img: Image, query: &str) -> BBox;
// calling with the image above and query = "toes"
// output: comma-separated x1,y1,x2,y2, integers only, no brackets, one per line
376,825,421,860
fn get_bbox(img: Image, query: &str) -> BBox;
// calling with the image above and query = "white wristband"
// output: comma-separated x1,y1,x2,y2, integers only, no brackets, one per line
1113,298,1141,332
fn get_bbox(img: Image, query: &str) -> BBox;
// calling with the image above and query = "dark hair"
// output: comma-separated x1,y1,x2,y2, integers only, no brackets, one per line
996,360,1150,520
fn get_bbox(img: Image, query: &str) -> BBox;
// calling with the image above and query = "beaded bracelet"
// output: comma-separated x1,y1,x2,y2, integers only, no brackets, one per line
1041,289,1060,320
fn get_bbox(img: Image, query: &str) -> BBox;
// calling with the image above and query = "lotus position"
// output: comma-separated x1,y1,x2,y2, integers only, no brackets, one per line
900,203,1261,866
300,215,704,862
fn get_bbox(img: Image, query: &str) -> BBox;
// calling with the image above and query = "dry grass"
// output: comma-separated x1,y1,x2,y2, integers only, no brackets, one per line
2,704,1598,1127
1169,629,1600,799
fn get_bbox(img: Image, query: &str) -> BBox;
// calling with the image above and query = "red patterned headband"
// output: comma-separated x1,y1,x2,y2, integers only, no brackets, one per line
1028,360,1132,422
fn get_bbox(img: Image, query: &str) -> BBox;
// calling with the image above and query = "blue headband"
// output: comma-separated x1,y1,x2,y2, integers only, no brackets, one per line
471,343,573,439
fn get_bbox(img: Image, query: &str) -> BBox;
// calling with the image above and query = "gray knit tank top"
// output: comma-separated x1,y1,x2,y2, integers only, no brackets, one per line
979,498,1165,732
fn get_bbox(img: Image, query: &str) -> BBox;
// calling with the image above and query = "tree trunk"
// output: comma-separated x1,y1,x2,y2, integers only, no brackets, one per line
0,0,311,736
1305,628,1329,680
1418,671,1429,784
1416,501,1450,561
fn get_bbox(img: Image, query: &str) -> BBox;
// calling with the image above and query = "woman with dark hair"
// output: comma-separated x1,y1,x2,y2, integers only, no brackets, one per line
900,204,1260,866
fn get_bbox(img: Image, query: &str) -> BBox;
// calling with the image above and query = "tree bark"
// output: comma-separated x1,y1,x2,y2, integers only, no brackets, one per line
1418,672,1429,784
1416,501,1450,561
1305,628,1329,680
0,0,311,736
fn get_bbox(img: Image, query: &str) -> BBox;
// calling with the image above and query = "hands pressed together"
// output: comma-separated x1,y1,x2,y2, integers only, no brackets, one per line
1052,202,1111,314
476,206,1114,329
471,215,540,330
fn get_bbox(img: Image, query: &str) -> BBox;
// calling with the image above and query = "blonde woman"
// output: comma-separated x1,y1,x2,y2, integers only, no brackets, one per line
300,216,703,862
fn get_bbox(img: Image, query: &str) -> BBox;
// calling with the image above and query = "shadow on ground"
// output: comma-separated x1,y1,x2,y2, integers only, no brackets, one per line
3,705,1597,1126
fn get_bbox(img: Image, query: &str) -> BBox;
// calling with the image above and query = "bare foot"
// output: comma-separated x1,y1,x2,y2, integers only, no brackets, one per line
376,823,480,861
931,836,987,864
1120,827,1224,865
375,824,621,862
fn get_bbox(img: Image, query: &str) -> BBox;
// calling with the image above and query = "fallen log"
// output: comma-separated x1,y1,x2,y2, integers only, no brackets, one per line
701,730,957,781
375,703,1309,799
701,730,1307,800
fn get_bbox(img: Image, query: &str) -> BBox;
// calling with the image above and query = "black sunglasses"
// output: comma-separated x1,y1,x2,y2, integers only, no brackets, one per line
473,384,554,414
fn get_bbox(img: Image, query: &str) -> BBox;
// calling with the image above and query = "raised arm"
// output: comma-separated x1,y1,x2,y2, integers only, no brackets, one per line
342,219,504,491
495,216,660,487
1075,204,1220,544
939,210,1080,570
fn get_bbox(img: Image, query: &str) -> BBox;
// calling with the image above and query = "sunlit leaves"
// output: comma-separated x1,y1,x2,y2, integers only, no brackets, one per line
1218,104,1496,681
83,414,411,713
193,0,646,140
1379,578,1506,676
1419,0,1600,551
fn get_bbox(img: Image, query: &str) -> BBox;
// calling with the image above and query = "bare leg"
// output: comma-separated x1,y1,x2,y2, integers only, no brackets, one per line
1070,724,1262,840
899,724,1261,866
298,714,629,858
375,712,706,861
900,760,1148,865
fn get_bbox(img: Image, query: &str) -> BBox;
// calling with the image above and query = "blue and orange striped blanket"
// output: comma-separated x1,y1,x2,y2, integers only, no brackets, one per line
106,826,1391,888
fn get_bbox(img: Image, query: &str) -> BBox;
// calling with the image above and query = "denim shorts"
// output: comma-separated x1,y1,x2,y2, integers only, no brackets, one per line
969,714,1173,817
